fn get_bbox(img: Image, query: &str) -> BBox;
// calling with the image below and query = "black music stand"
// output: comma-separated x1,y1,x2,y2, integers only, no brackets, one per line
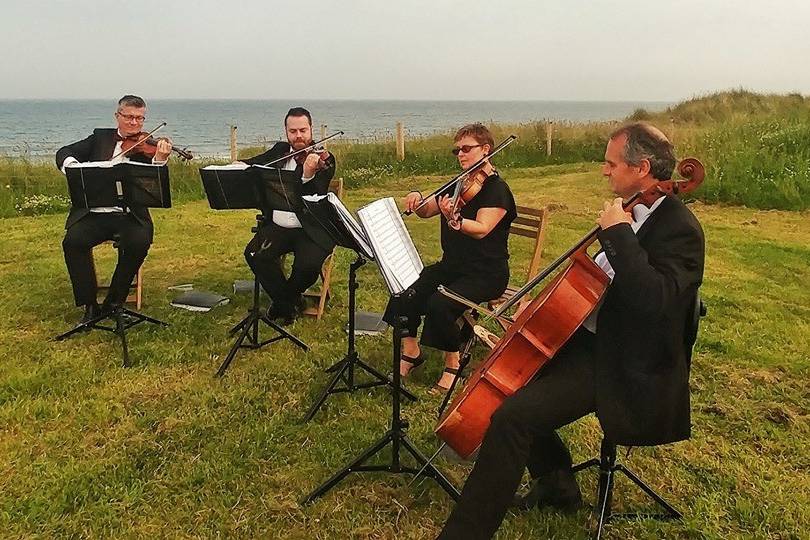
301,293,460,504
303,255,417,422
298,195,417,421
200,165,309,377
55,162,170,367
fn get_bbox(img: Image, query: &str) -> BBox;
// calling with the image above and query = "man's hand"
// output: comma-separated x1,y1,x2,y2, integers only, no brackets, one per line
155,138,173,161
597,197,632,229
303,152,322,178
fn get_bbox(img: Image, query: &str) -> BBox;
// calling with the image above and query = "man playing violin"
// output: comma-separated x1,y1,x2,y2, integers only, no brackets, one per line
56,95,172,322
384,123,517,393
239,107,336,324
437,123,705,539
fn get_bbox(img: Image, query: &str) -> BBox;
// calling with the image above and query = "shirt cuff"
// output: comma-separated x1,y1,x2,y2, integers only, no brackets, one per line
152,157,168,165
301,174,314,183
61,157,79,174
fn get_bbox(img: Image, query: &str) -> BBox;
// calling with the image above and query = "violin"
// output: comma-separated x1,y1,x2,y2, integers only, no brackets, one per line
121,134,193,161
434,159,706,459
113,122,193,161
445,167,491,229
293,146,332,171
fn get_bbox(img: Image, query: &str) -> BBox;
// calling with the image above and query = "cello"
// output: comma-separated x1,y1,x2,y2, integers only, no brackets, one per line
434,158,705,459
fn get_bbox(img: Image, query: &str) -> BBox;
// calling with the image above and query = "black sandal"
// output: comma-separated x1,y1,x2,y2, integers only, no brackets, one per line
400,352,425,375
430,367,462,395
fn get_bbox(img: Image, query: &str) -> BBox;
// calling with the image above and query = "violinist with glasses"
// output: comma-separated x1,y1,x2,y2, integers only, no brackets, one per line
238,107,337,325
384,123,517,393
56,95,173,323
437,123,705,540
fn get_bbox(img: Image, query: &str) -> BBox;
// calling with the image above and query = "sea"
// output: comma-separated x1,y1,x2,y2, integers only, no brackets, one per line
0,99,671,159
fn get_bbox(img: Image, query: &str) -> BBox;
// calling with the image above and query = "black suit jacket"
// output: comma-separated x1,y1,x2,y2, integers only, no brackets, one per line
55,128,153,231
243,142,337,252
594,194,705,446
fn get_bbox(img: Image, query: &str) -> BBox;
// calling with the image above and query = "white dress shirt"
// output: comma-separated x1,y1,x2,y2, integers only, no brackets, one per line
271,154,314,229
583,196,666,333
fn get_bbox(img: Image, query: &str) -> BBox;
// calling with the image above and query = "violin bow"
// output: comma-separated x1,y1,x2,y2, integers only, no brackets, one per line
110,121,167,161
261,131,344,167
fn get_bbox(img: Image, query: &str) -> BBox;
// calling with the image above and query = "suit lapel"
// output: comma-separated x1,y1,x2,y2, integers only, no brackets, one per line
95,129,118,161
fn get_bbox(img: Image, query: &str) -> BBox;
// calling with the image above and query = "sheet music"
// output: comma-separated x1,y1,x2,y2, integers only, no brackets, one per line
201,162,249,171
66,161,165,169
302,193,375,259
357,197,423,295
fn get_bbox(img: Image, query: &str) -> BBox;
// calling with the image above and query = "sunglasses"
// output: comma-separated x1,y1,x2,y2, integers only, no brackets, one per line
451,144,484,156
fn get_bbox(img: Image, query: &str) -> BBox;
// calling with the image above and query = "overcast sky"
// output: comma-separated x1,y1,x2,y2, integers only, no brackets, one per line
2,0,809,101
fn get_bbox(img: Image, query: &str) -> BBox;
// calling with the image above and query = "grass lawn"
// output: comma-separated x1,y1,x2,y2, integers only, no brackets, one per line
0,163,807,539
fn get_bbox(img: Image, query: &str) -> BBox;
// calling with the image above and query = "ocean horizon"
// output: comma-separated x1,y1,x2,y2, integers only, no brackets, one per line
0,98,672,159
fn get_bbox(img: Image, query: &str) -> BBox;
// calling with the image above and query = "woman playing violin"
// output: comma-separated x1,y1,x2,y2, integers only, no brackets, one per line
384,123,517,393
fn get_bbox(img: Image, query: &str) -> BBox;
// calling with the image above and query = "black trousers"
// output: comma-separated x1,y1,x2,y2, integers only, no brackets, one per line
438,329,597,540
62,213,152,307
383,261,508,353
244,223,330,310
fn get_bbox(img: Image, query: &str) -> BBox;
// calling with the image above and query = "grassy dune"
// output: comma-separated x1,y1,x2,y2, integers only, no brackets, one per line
0,163,807,538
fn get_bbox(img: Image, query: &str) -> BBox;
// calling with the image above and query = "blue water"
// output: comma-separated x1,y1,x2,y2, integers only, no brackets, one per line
0,99,671,158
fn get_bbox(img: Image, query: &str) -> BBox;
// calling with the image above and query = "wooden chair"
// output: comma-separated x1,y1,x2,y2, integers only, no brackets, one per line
488,205,549,329
300,177,344,319
92,239,144,310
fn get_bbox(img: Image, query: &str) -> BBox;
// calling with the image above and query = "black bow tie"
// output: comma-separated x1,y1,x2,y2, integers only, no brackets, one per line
113,132,140,142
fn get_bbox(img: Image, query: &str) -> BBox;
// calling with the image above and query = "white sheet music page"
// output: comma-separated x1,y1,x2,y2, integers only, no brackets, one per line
356,197,423,294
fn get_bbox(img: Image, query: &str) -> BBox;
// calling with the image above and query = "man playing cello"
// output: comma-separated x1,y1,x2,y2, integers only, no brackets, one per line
438,122,705,539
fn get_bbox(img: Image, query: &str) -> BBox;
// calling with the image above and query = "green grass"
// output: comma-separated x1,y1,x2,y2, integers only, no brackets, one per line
0,162,807,538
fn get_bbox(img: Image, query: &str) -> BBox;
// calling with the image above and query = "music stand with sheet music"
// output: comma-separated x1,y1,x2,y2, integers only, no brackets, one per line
298,193,416,423
55,162,171,367
301,197,460,505
199,164,309,377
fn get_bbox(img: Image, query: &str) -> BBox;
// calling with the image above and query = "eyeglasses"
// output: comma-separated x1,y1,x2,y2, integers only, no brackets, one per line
116,113,146,123
452,144,483,156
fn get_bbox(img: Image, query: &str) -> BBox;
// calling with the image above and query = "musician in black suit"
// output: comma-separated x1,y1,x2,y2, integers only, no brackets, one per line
55,95,172,322
239,107,336,324
437,123,705,540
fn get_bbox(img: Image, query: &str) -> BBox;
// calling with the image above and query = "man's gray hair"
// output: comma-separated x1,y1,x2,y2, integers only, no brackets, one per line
609,122,676,181
118,94,146,109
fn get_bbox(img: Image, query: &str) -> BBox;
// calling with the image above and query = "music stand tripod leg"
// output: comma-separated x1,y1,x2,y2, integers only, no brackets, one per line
300,307,458,505
216,311,255,377
113,308,131,368
305,256,414,422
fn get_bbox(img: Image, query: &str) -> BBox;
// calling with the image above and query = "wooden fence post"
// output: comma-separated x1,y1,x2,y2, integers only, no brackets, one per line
546,121,553,156
321,124,327,142
229,125,238,161
396,121,405,161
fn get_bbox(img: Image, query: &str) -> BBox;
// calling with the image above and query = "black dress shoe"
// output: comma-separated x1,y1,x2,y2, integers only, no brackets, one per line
81,302,101,324
266,303,296,325
100,301,122,317
513,469,583,512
